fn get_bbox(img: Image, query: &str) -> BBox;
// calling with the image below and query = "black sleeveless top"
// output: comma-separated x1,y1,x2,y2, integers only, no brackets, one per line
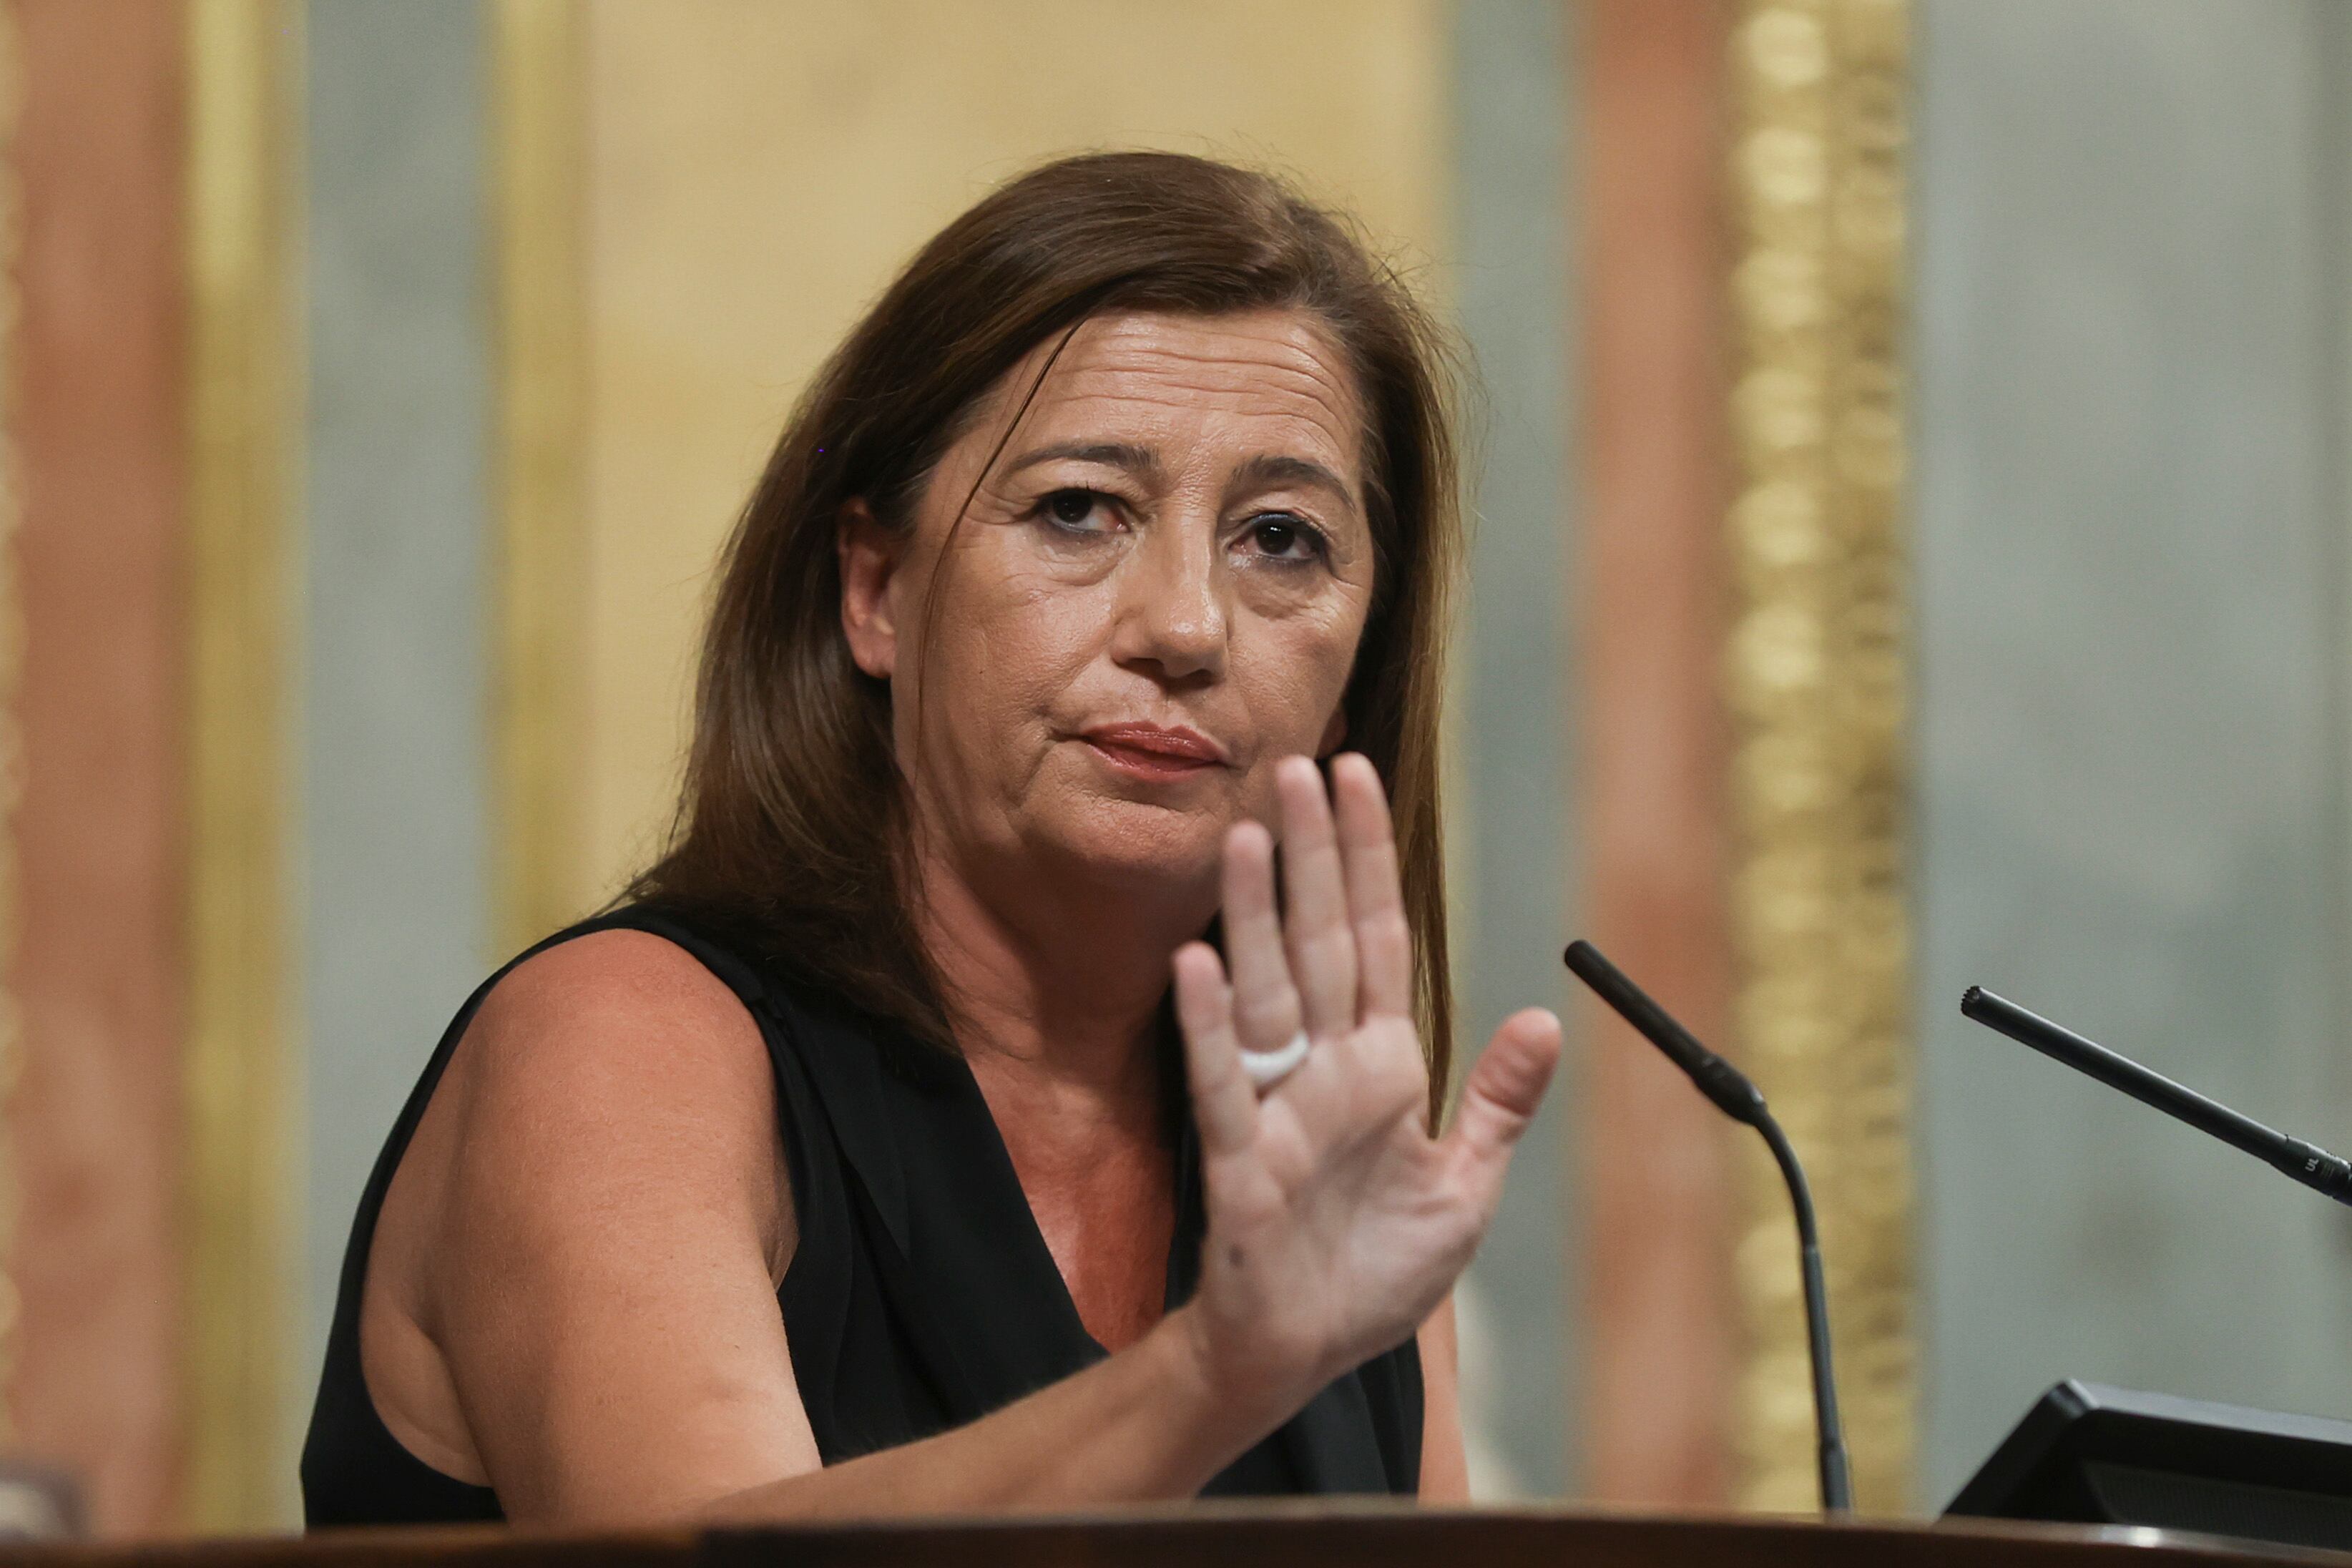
300,906,1421,1526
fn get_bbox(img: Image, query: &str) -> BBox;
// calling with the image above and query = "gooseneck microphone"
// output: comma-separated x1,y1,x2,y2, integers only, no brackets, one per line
1563,940,1853,1514
1961,986,2352,1207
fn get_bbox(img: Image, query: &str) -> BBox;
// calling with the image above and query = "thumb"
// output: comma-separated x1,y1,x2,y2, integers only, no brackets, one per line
1444,1007,1562,1175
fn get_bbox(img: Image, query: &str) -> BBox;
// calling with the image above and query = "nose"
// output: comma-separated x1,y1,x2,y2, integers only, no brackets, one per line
1110,510,1227,684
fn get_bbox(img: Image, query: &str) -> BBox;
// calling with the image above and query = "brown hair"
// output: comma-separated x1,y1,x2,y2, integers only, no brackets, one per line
630,150,1466,1106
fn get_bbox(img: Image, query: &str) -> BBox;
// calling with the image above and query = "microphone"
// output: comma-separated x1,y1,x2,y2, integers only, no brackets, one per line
1961,986,2352,1207
1563,939,1853,1514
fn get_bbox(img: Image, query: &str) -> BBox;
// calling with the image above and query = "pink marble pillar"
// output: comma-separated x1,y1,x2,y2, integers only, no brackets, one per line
7,0,190,1534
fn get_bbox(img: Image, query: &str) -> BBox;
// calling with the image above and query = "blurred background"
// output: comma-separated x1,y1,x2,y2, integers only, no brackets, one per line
11,0,2352,1538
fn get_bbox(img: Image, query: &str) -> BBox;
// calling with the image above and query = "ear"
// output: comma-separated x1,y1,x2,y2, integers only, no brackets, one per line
838,499,903,680
1315,702,1348,758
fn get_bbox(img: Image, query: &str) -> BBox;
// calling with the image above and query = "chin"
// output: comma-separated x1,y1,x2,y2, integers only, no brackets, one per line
1033,793,1229,893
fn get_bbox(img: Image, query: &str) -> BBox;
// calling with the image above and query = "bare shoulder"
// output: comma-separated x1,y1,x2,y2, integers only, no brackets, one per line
454,928,778,1159
471,926,765,1070
390,926,795,1312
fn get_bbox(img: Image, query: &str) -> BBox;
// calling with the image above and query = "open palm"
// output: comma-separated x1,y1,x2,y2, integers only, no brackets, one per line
1171,753,1562,1401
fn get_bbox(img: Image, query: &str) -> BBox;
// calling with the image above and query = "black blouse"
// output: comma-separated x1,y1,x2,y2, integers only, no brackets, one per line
300,906,1422,1527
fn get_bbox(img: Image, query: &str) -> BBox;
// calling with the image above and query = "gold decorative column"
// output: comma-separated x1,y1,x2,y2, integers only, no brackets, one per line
184,0,300,1529
1724,0,1914,1512
491,0,591,957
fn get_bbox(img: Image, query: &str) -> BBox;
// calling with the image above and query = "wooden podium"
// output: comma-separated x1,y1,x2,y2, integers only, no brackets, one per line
6,1507,2346,1567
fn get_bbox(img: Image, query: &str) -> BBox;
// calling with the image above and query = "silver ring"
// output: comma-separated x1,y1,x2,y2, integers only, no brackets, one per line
1239,1032,1310,1092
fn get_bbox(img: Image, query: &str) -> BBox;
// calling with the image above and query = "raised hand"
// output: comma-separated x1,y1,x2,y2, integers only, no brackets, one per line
1170,753,1562,1408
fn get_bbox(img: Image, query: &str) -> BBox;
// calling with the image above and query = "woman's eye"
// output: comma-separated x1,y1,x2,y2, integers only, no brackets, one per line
1243,514,1324,562
1041,488,1114,532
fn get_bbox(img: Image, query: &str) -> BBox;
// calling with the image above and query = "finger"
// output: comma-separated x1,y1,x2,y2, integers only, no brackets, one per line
1275,756,1358,1042
1172,941,1259,1158
1330,754,1412,1021
1441,1008,1563,1188
1218,819,1305,1052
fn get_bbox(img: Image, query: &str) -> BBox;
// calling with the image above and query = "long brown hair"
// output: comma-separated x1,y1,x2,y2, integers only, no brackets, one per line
630,150,1466,1104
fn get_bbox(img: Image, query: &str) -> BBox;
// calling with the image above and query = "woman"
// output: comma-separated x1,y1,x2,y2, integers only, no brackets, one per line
302,150,1561,1527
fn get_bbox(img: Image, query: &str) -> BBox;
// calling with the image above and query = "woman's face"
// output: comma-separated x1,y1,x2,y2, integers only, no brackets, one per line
839,307,1375,914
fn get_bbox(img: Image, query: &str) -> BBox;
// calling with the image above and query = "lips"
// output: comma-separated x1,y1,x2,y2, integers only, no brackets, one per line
1079,722,1230,776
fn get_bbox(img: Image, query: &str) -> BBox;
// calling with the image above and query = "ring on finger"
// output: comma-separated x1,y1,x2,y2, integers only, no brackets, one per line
1239,1031,1310,1092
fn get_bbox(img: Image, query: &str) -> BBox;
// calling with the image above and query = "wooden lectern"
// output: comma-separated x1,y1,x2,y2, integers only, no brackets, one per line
5,1507,2347,1567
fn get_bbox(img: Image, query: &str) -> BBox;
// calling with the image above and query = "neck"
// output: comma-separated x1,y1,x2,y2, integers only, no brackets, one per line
909,833,1205,1106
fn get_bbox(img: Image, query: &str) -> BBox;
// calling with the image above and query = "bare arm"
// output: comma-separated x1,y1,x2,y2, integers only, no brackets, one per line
706,1313,1286,1521
1416,1298,1470,1502
387,930,815,1522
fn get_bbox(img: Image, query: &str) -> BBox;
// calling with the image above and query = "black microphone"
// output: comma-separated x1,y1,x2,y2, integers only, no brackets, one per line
1563,939,1853,1514
1961,986,2352,1207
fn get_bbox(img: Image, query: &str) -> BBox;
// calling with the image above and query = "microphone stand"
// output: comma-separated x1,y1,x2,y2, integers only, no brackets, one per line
1756,1114,1848,1514
1961,986,2352,1206
1564,941,1854,1514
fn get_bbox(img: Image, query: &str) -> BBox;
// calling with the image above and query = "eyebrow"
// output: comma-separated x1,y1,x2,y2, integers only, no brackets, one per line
1001,441,1163,481
1228,452,1359,516
1001,441,1360,516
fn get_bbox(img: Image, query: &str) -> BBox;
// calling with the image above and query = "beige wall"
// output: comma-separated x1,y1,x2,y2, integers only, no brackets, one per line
576,0,1452,898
